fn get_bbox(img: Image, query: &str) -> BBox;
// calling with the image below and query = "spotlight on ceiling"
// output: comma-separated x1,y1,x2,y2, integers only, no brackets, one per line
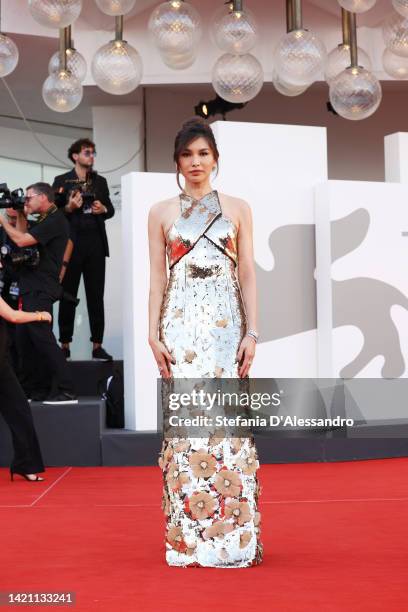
194,94,246,120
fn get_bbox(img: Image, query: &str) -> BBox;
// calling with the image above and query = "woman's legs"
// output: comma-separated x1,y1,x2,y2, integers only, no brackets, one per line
0,357,45,475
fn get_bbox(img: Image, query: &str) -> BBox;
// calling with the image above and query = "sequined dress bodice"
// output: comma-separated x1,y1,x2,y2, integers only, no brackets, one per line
160,190,245,378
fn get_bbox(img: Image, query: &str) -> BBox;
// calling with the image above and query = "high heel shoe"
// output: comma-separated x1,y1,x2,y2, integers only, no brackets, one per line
10,470,44,482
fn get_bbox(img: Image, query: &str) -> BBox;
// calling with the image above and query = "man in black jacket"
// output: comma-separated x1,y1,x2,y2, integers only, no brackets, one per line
53,138,115,361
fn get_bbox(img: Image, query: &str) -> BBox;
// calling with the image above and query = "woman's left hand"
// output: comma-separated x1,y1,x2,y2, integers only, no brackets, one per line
236,335,256,378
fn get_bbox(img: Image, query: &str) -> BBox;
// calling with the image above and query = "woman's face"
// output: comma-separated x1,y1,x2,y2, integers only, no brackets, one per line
177,136,216,185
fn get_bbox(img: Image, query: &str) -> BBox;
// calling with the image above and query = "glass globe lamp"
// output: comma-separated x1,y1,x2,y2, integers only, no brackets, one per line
382,47,408,78
273,72,308,96
160,48,196,69
28,0,82,29
210,1,232,46
42,69,83,112
274,29,327,88
325,43,371,83
148,1,202,57
49,48,87,82
0,34,19,77
337,0,376,13
329,66,382,120
212,52,263,103
212,6,258,55
393,0,408,18
95,0,136,16
91,39,143,95
383,12,408,57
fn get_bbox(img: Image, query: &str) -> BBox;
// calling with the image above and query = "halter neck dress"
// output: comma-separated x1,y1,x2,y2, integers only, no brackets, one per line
158,190,263,567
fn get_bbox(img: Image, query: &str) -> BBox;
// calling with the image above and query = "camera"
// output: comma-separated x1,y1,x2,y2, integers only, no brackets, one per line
0,244,40,269
0,183,25,211
55,176,96,214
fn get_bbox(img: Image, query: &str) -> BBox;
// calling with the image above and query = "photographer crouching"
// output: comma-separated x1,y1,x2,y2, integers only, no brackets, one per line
0,183,77,405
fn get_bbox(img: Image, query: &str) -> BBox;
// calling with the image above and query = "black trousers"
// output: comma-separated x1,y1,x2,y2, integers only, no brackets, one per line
59,231,106,344
17,292,73,396
0,355,45,474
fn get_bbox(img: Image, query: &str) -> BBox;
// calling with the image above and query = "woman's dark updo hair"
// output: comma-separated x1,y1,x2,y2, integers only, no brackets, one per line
174,117,220,190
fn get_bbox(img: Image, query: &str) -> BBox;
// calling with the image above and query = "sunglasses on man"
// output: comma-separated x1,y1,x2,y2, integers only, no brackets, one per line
82,149,97,158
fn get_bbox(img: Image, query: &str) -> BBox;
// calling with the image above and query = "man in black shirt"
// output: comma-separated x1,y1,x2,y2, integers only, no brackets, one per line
0,182,77,405
53,138,115,362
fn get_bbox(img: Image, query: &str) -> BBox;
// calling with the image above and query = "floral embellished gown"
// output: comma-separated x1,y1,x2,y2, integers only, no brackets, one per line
158,190,263,568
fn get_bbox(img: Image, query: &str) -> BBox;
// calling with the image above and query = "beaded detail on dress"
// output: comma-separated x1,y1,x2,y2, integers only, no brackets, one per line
158,190,263,568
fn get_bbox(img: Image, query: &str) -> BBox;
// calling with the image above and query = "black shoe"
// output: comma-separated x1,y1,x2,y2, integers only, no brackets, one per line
43,392,78,405
61,346,71,361
29,390,49,402
10,470,45,482
92,347,113,362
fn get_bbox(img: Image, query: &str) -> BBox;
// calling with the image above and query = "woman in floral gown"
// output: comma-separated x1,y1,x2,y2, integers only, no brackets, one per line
148,117,262,567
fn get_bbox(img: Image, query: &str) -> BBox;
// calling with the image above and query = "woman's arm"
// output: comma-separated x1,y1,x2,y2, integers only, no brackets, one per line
0,296,51,324
148,204,168,342
236,201,258,378
237,201,258,333
148,204,175,377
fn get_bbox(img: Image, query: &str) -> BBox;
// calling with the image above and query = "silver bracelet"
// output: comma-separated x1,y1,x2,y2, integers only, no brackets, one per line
246,329,259,343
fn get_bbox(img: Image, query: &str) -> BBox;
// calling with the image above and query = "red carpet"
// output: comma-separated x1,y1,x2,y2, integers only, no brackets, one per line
1,458,408,611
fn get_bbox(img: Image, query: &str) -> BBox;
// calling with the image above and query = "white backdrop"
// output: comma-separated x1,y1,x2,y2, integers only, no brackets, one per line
315,180,408,379
122,121,328,431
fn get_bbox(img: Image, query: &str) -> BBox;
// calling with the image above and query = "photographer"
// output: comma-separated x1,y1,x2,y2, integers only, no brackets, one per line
0,294,49,482
53,138,115,362
0,183,77,405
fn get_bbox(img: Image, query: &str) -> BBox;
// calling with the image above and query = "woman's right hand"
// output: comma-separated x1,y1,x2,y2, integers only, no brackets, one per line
149,338,175,378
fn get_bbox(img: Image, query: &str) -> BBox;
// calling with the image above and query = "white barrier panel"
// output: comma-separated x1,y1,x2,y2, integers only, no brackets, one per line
122,172,176,431
315,180,408,380
122,121,328,431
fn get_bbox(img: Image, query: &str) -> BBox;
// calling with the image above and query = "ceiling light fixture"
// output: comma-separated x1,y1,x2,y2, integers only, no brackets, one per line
42,26,83,112
92,14,143,95
329,10,382,120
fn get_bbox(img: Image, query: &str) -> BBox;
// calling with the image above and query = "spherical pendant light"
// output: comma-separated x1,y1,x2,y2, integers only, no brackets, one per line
28,0,82,29
274,29,326,88
95,0,136,16
0,33,19,77
49,47,87,82
273,72,308,96
42,69,83,112
212,52,263,103
91,39,143,95
383,12,408,58
337,0,377,13
160,48,196,69
325,43,371,83
329,65,382,120
148,1,202,57
212,5,258,55
382,47,408,78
